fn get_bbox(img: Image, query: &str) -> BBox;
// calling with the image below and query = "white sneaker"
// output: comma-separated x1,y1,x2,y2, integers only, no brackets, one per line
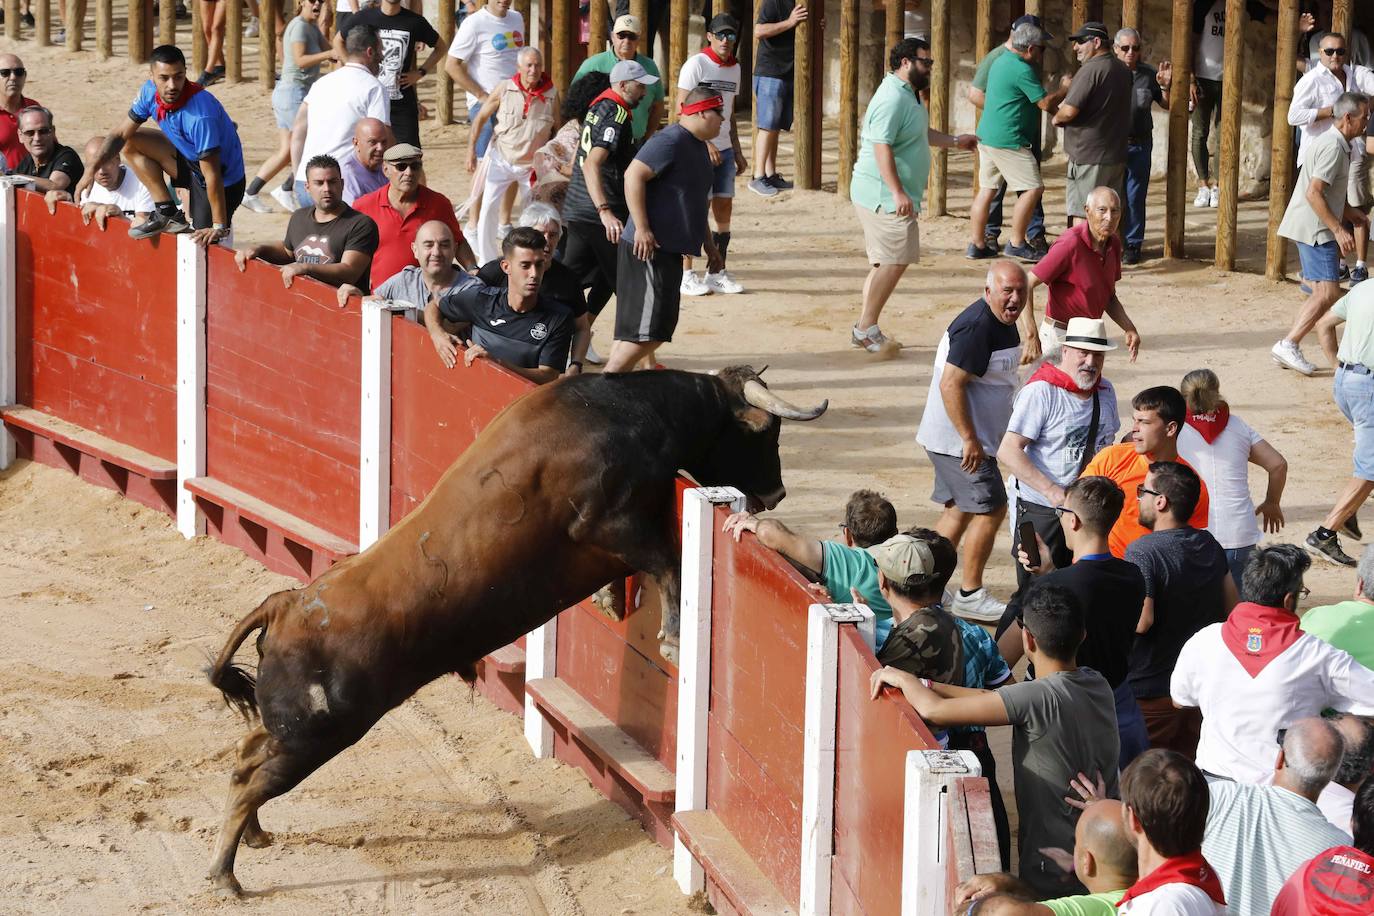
245,15,259,36
680,272,712,296
239,192,273,213
1193,187,1211,208
1271,339,1316,376
947,587,1007,624
1208,186,1220,208
584,335,603,365
705,269,744,294
497,223,513,241
851,324,904,353
270,186,298,212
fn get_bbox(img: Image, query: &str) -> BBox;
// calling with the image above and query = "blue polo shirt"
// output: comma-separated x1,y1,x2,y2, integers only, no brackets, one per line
128,81,246,185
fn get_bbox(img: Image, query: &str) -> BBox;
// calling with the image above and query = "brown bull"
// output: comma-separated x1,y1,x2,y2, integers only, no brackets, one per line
203,365,826,894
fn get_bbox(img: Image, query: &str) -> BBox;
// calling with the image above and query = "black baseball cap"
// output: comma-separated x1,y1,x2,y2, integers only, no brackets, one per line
1012,14,1053,41
707,13,739,35
1069,21,1111,43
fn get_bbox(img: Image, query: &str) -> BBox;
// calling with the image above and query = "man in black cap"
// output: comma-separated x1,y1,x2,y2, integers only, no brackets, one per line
1054,21,1132,227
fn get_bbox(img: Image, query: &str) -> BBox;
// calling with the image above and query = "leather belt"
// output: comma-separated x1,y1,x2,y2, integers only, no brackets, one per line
1340,361,1372,375
1042,318,1068,331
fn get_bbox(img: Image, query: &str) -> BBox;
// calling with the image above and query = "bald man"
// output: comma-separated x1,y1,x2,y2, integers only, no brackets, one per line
340,117,393,206
42,135,155,228
954,799,1138,914
337,219,474,319
1,53,39,172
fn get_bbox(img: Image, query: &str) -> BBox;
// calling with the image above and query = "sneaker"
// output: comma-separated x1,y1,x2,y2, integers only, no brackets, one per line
239,192,273,214
705,269,744,294
1354,266,1369,285
176,1,190,18
1300,282,1313,295
270,186,298,212
23,10,35,25
1208,186,1220,208
1194,187,1211,208
1339,262,1351,282
496,222,513,241
129,209,192,239
1123,246,1141,266
1028,235,1050,256
767,173,794,191
1306,530,1357,567
965,242,998,259
748,176,780,198
680,272,712,297
1343,513,1362,540
199,69,220,86
53,28,65,42
851,324,893,353
584,337,603,365
948,587,1007,624
1003,241,1043,263
1271,339,1316,376
245,15,259,37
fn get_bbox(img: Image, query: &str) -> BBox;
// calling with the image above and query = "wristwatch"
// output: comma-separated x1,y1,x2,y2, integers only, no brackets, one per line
568,360,583,370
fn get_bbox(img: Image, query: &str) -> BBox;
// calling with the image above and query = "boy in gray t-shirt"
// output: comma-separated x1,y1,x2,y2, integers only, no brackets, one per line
871,581,1119,898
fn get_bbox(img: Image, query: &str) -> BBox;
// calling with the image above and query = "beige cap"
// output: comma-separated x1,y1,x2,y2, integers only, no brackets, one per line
612,14,641,35
867,535,937,587
383,143,423,163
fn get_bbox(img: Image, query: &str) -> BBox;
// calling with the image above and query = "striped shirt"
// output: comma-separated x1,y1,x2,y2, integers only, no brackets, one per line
1201,781,1352,916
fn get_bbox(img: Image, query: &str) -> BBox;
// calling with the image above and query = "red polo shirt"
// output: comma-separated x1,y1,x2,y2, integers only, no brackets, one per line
1031,221,1122,323
352,184,464,290
1,96,40,171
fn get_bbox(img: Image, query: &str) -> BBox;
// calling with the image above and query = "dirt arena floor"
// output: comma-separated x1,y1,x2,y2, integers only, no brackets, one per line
2,30,1366,913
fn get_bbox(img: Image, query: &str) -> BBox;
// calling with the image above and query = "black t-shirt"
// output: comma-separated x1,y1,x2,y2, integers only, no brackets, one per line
1124,527,1230,698
437,282,573,370
16,144,84,186
1128,65,1164,144
562,96,637,225
340,7,439,115
1040,557,1145,689
477,256,587,318
755,0,797,79
945,298,1021,376
283,205,380,292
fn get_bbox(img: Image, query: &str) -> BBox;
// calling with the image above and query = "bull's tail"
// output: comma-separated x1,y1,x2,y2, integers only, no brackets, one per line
207,592,281,721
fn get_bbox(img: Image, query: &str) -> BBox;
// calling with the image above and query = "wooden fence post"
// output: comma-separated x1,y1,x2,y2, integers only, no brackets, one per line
1213,0,1245,270
226,0,243,82
588,0,606,55
1266,0,1298,280
630,0,647,53
159,0,175,47
552,0,571,94
259,0,276,89
96,0,112,58
670,0,688,123
436,0,454,124
36,0,51,45
794,0,816,189
3,0,18,40
129,0,149,62
837,0,858,198
1072,0,1090,31
928,0,949,216
1331,0,1351,38
1122,0,1141,30
68,0,87,51
192,0,206,73
1164,0,1192,259
884,0,900,51
973,0,992,196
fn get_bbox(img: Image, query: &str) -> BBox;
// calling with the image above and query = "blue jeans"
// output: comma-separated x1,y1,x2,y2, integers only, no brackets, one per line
1115,681,1150,771
1224,546,1255,588
294,180,312,209
469,100,496,159
1335,365,1374,481
1124,141,1152,250
988,134,1045,242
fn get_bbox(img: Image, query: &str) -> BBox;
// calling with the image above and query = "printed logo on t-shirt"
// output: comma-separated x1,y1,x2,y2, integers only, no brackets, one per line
491,30,523,51
294,235,337,264
378,27,412,100
529,322,547,341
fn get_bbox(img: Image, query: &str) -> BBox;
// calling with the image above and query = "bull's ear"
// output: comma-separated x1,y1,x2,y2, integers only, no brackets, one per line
732,404,772,433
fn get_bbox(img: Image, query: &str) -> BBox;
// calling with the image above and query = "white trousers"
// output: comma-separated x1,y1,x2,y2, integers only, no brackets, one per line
471,147,533,265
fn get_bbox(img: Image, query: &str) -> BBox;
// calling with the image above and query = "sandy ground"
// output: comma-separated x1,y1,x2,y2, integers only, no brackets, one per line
2,26,1368,913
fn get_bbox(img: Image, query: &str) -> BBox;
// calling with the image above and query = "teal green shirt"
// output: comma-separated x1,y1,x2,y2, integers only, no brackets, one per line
1044,889,1125,916
851,73,931,213
971,44,1009,92
821,540,893,642
1301,600,1374,671
571,51,665,141
977,51,1046,149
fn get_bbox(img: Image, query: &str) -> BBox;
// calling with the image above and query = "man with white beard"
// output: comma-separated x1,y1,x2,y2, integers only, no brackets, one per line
997,316,1122,592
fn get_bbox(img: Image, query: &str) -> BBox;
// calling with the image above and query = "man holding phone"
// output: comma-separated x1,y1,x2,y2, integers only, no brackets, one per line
915,260,1027,623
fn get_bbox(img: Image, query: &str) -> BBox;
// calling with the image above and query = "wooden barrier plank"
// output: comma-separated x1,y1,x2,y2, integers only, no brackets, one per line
1,405,176,479
674,810,797,916
184,475,358,556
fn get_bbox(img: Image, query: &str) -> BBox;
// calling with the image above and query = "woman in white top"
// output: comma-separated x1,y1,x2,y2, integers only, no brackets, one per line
1176,369,1289,584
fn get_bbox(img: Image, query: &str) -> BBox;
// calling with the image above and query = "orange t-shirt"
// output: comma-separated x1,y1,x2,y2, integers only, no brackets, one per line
1081,443,1211,558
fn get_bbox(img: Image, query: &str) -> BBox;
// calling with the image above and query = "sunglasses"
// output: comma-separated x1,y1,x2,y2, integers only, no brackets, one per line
390,159,422,171
1117,45,1140,52
915,56,934,65
1136,485,1160,499
1322,47,1348,56
615,31,638,39
20,127,53,136
714,31,738,41
0,67,27,78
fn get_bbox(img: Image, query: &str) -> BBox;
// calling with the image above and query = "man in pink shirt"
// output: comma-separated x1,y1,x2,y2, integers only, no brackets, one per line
1018,185,1142,365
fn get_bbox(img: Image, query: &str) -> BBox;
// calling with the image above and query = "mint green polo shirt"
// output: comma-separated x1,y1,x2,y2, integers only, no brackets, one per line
972,44,1009,92
1044,889,1126,916
851,73,930,214
977,50,1046,150
821,540,894,643
571,51,665,141
1333,283,1374,371
1301,600,1374,670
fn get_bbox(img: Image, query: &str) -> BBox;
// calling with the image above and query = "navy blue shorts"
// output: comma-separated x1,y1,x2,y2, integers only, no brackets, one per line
753,75,793,132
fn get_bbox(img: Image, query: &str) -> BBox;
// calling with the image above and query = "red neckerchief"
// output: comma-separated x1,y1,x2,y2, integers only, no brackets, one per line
590,88,631,111
514,71,554,117
1220,601,1302,678
704,46,737,67
155,81,204,121
1118,851,1226,909
1028,362,1106,393
1185,405,1230,444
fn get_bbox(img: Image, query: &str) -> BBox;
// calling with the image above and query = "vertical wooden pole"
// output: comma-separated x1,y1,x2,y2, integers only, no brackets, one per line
1331,0,1351,38
552,0,571,94
1213,0,1245,270
1072,0,1090,31
538,0,551,61
928,0,949,215
588,0,607,54
837,0,858,198
630,0,647,54
437,0,454,124
144,0,154,56
1164,0,1192,259
96,0,112,58
69,0,87,52
129,0,148,62
36,0,51,46
226,0,243,81
1121,0,1141,30
514,0,530,39
259,0,276,89
1024,0,1040,15
884,0,900,52
1266,0,1298,280
3,0,17,40
738,0,752,108
973,0,992,195
160,0,176,46
670,0,688,122
192,0,207,73
795,0,816,189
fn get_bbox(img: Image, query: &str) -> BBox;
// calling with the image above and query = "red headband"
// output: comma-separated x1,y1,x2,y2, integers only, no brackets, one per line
680,95,724,116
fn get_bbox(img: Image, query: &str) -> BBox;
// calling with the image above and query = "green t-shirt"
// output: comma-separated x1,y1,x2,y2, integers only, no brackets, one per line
821,540,893,640
571,51,665,141
1044,889,1126,916
1333,284,1374,371
977,51,1046,150
851,73,931,213
972,44,1009,92
1301,600,1374,671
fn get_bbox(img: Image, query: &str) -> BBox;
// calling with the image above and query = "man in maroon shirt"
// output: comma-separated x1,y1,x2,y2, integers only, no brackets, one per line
1018,185,1142,365
0,53,39,172
351,143,474,290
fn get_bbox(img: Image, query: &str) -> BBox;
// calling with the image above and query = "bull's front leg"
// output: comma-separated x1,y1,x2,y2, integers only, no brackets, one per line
655,569,683,665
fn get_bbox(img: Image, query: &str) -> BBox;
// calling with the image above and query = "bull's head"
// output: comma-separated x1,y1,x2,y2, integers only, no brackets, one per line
693,366,828,511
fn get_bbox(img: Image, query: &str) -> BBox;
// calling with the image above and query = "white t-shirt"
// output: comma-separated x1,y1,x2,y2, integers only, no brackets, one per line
677,51,741,152
1195,0,1226,81
449,7,525,109
1172,625,1374,783
1118,883,1226,916
1004,378,1121,508
80,165,155,216
1318,781,1356,835
1176,414,1264,550
296,62,391,181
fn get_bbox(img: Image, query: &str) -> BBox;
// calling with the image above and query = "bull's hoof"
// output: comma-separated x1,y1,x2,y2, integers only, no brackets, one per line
243,827,275,849
591,582,626,622
658,633,680,666
208,872,244,898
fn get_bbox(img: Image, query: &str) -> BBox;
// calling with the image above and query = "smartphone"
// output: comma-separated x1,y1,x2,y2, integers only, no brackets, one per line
1019,521,1040,568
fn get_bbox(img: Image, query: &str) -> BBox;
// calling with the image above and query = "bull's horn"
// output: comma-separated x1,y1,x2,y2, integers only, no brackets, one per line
743,379,828,421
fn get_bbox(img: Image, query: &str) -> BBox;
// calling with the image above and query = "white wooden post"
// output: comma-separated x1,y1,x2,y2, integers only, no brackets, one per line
674,485,746,895
902,749,982,916
359,299,400,550
524,618,557,756
175,235,207,537
0,181,15,470
800,602,874,916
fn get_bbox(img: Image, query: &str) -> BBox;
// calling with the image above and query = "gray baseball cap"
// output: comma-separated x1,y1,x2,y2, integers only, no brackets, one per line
609,59,660,85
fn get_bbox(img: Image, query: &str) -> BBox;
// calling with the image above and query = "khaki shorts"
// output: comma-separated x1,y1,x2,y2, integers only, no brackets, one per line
1349,152,1373,210
854,203,921,266
1066,160,1126,216
978,145,1042,193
